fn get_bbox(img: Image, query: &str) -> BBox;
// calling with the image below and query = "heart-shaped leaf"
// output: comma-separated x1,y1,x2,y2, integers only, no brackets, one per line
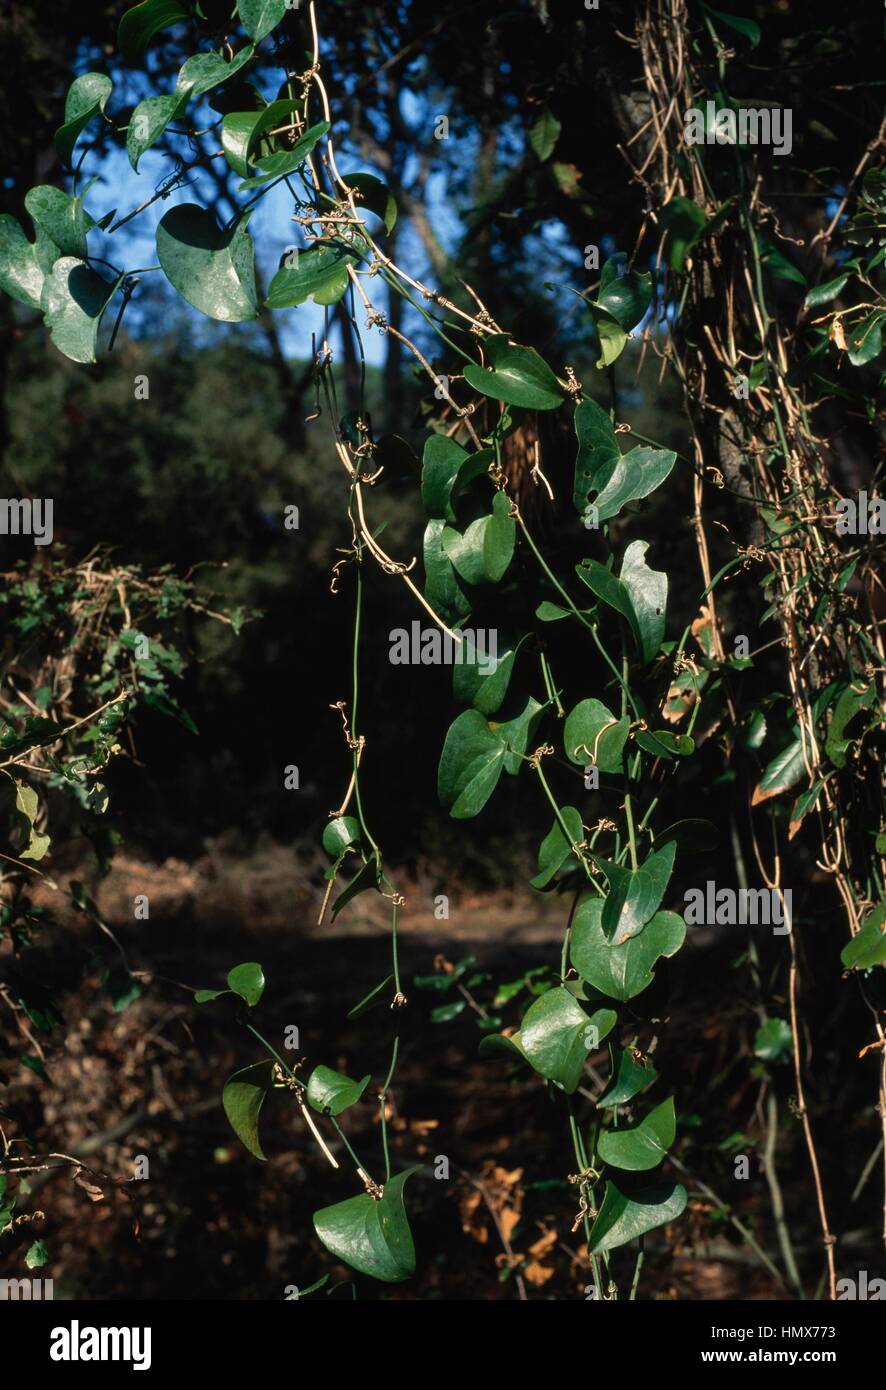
54,73,113,167
129,46,256,169
227,961,265,1006
331,855,381,920
563,698,629,774
157,204,258,322
306,1066,371,1117
222,1060,276,1160
347,172,398,234
422,520,473,628
313,1166,421,1283
520,986,616,1093
238,0,287,43
452,635,524,716
221,97,302,177
597,1097,676,1171
322,816,361,858
594,842,677,944
589,1178,687,1254
463,335,564,410
575,561,642,652
420,434,491,521
597,1046,658,1107
589,446,676,524
266,240,357,308
442,492,515,585
571,900,686,1001
438,698,542,819
40,258,123,364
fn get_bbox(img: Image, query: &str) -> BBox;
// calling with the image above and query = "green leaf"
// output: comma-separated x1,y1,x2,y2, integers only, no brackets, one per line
826,683,875,769
753,1018,792,1063
597,1098,676,1171
703,6,761,46
571,901,686,1001
760,242,807,288
752,738,807,805
347,172,398,234
529,107,561,162
563,698,629,774
521,987,616,1093
635,730,694,761
438,699,542,818
223,1060,276,1159
804,274,849,309
331,855,381,920
841,905,886,971
573,398,620,515
589,1179,687,1254
463,335,564,410
221,97,301,177
588,445,676,525
442,492,515,585
536,601,572,622
595,841,677,945
313,1167,421,1283
596,258,653,331
40,258,123,364
593,307,628,368
620,540,667,662
430,1000,467,1023
531,807,584,889
348,975,394,1020
598,1047,658,1107
227,961,264,1006
660,196,709,273
118,0,189,63
420,435,490,522
25,1239,49,1270
307,1066,371,1116
238,0,287,43
157,204,258,322
24,186,92,261
789,780,824,837
14,782,50,862
266,241,357,308
575,560,642,652
848,313,885,367
452,635,523,716
322,816,361,858
422,520,473,628
0,214,55,308
238,121,330,188
54,73,113,167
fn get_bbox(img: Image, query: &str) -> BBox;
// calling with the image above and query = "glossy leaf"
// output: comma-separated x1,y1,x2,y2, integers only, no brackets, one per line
529,107,561,161
521,987,615,1093
463,335,564,410
54,73,113,167
573,398,620,514
452,635,523,716
157,204,258,322
575,561,642,652
589,1179,687,1254
571,900,686,1001
331,855,381,920
348,975,395,1020
704,5,761,46
266,241,357,308
596,257,653,331
442,492,515,585
347,172,398,234
227,961,265,1006
597,1097,676,1171
563,698,629,774
422,520,473,627
322,815,361,858
635,729,694,760
751,737,806,805
825,683,874,769
238,121,330,188
596,841,677,944
804,274,849,309
593,446,676,524
221,97,301,177
0,214,55,308
421,434,490,521
841,905,886,971
753,1017,792,1062
437,709,507,818
25,186,92,261
40,258,123,364
306,1066,371,1116
530,807,584,889
238,0,287,42
598,1047,658,1107
313,1166,421,1283
222,1060,275,1160
118,0,189,63
620,540,667,662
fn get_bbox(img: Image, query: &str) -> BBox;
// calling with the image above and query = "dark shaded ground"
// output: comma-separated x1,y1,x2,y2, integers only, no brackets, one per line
2,852,884,1301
